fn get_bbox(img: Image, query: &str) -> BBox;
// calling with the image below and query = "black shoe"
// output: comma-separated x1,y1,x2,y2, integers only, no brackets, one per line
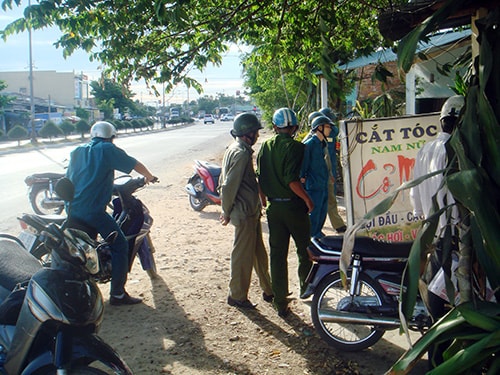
227,296,257,309
262,292,274,303
300,285,315,299
110,292,142,306
277,307,290,318
336,225,347,233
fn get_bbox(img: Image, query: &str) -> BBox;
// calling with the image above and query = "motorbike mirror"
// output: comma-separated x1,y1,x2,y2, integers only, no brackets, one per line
55,177,75,202
104,231,118,245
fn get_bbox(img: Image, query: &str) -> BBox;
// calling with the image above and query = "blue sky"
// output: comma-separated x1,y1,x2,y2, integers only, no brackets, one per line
0,2,247,105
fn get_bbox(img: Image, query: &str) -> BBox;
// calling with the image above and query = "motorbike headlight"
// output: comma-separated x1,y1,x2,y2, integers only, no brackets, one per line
64,229,100,274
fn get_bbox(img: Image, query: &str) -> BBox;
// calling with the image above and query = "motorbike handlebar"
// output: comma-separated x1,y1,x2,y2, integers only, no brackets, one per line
113,175,158,197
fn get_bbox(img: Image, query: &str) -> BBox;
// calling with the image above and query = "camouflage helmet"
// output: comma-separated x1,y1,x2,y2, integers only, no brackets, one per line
230,112,262,137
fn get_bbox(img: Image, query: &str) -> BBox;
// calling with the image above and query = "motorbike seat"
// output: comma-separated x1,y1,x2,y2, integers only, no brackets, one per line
316,235,413,258
25,172,65,185
36,214,66,226
199,161,221,177
0,237,41,293
29,172,65,180
354,237,413,258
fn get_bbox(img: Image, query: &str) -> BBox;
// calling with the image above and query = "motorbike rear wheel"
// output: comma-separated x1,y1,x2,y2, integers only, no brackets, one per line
29,184,64,215
311,272,386,351
188,175,209,211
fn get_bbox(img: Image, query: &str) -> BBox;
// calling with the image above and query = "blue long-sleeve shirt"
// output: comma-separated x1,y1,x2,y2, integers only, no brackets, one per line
300,135,329,191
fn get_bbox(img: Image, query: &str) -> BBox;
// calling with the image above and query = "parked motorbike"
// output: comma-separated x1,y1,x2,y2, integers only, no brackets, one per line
305,235,431,351
24,172,65,215
0,221,132,373
185,160,221,211
18,175,159,280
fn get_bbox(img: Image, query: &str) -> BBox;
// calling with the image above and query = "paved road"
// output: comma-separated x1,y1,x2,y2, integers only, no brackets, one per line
0,120,233,233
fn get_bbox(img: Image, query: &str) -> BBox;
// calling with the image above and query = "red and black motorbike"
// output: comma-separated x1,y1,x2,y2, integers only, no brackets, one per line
185,160,221,211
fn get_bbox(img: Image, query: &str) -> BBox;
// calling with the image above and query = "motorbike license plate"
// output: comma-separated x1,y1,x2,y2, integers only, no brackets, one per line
18,230,37,252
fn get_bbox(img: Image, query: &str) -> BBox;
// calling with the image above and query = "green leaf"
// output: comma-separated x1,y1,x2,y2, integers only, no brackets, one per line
447,169,500,269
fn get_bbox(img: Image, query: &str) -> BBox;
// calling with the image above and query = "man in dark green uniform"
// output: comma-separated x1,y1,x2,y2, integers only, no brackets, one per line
256,107,314,317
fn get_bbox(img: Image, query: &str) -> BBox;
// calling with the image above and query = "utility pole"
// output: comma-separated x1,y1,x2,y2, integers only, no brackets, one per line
28,0,37,143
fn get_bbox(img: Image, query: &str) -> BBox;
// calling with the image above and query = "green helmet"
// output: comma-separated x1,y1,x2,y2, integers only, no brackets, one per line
308,111,322,124
319,107,337,122
230,112,262,137
311,115,333,131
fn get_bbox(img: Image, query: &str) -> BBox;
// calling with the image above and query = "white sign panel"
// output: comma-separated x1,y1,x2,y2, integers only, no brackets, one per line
340,113,440,242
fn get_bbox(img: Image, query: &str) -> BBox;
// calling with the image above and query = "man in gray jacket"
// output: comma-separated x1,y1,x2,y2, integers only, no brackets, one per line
219,113,273,309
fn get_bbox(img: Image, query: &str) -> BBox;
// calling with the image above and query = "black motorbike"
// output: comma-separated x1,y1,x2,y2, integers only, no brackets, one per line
24,172,66,215
18,175,158,280
0,220,132,373
304,235,431,351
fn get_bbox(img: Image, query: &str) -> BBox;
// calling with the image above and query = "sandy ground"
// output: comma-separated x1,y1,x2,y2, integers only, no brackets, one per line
90,128,428,375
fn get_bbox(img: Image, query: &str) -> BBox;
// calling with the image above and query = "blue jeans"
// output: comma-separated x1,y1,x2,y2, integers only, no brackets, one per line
74,211,129,296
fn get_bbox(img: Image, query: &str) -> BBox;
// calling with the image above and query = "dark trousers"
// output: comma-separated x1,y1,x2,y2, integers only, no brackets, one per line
266,200,311,310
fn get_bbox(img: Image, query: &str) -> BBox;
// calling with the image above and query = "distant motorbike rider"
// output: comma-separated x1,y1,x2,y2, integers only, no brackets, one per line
66,121,157,305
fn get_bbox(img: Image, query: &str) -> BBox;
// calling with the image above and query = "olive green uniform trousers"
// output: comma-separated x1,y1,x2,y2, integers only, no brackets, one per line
229,213,273,301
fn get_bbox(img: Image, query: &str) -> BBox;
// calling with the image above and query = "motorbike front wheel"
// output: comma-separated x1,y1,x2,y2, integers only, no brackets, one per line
188,175,209,212
311,272,386,351
34,366,116,374
29,184,65,215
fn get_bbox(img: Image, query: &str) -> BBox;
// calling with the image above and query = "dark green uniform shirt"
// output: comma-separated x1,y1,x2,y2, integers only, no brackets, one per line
256,133,305,199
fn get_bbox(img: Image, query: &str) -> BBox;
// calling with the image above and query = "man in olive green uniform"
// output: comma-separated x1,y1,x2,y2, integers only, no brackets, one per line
220,113,273,309
256,108,314,317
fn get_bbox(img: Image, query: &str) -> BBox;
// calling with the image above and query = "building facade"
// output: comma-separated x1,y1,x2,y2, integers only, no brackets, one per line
0,70,91,109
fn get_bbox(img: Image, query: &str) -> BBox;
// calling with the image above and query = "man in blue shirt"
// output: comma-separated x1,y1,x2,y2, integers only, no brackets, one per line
66,121,156,305
300,115,334,238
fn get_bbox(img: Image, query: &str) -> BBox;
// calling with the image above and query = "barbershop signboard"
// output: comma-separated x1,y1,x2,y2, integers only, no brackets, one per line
340,113,439,242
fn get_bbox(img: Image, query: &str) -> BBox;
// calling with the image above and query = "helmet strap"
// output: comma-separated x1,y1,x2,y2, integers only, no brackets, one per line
243,131,258,146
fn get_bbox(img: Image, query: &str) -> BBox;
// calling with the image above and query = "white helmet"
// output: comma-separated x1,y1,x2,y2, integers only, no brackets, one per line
440,95,464,120
90,121,117,139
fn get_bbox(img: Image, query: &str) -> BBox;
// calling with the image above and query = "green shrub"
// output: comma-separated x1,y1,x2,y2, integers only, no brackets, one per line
39,120,62,140
75,119,90,139
7,124,28,146
59,120,75,139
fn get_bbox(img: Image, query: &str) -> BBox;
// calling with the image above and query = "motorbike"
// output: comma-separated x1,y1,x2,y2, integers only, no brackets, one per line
304,235,431,351
185,160,221,211
18,175,159,280
24,172,66,215
0,217,133,373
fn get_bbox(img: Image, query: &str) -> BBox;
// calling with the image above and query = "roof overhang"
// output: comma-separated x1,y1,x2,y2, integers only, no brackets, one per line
378,0,498,41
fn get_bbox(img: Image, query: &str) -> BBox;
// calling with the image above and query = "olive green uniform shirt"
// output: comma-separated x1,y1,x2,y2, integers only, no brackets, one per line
220,138,260,225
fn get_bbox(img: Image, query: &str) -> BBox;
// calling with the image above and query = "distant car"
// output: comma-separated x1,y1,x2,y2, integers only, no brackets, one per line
204,114,215,124
220,114,235,122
